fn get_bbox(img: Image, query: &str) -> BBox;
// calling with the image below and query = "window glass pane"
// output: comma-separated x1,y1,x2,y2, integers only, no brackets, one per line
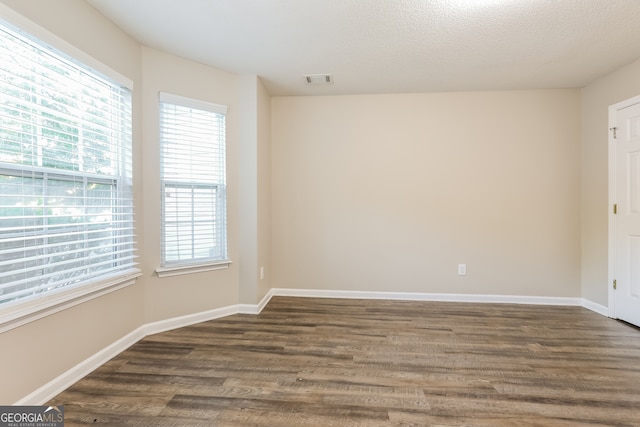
0,20,136,308
159,95,227,266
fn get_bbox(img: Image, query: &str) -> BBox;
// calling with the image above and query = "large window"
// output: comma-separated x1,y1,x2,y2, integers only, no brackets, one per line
0,20,136,314
158,93,228,274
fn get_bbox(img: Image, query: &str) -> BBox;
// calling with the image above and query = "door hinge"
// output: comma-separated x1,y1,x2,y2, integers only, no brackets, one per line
613,203,618,214
613,279,617,290
610,127,617,139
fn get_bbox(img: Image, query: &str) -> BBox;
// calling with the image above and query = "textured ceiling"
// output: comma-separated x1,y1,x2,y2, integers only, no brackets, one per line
86,0,640,96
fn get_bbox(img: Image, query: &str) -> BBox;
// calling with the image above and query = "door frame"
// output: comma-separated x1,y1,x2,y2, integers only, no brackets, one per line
608,94,640,318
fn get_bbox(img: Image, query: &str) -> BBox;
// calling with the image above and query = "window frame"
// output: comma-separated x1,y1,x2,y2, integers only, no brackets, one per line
0,10,140,333
156,92,230,278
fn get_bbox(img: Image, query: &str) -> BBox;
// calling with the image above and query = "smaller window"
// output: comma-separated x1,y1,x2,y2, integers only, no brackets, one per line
158,93,228,272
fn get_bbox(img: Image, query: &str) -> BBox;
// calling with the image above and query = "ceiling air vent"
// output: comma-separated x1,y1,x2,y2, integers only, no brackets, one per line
304,74,333,85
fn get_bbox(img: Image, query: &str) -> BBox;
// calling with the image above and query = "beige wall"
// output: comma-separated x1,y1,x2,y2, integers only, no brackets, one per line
238,75,260,305
140,47,241,322
581,58,640,306
271,91,582,297
257,77,272,301
238,75,272,305
0,0,144,404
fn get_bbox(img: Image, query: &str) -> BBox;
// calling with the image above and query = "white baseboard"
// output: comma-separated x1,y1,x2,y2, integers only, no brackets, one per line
238,290,274,315
236,304,258,314
256,289,275,313
16,297,274,405
581,298,610,317
16,287,606,405
143,305,240,336
15,325,146,405
270,287,583,306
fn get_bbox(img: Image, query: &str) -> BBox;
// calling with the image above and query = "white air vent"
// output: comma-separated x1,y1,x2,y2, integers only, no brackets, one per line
304,74,334,85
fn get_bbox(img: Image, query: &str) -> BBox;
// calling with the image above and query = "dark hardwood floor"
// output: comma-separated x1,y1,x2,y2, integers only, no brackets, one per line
49,297,640,426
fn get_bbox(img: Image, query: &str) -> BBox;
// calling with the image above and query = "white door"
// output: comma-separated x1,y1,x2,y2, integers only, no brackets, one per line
613,98,640,327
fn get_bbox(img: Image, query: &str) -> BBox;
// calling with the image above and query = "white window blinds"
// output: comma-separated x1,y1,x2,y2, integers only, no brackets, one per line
159,93,227,267
0,21,136,308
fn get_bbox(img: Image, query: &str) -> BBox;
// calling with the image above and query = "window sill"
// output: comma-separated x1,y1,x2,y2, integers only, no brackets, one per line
155,260,232,278
0,269,142,334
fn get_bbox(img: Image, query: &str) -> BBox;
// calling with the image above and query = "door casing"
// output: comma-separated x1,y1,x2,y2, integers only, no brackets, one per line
608,94,640,318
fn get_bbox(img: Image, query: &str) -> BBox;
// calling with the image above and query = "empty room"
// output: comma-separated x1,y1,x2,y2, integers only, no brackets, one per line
1,0,640,425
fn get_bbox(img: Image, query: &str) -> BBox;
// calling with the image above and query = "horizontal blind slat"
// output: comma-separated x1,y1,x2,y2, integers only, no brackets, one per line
0,234,136,260
0,253,137,282
0,261,138,303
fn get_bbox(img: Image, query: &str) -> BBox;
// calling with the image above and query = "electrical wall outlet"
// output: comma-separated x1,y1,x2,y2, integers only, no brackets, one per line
458,264,467,276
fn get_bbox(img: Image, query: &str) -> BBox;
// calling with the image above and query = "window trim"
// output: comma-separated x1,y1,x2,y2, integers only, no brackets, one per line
159,92,226,116
158,92,229,273
155,259,231,278
0,7,139,331
0,270,141,333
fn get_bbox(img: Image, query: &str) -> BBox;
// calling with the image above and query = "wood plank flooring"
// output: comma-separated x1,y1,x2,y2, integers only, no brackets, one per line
49,297,640,426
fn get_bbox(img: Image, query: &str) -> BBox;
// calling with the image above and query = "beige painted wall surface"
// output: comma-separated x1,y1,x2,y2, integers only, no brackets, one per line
272,90,581,297
0,0,144,404
257,77,272,301
581,57,640,306
238,75,272,305
141,47,241,322
238,75,259,304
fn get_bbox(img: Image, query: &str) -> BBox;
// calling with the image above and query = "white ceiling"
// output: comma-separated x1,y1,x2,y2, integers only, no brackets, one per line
86,0,640,96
